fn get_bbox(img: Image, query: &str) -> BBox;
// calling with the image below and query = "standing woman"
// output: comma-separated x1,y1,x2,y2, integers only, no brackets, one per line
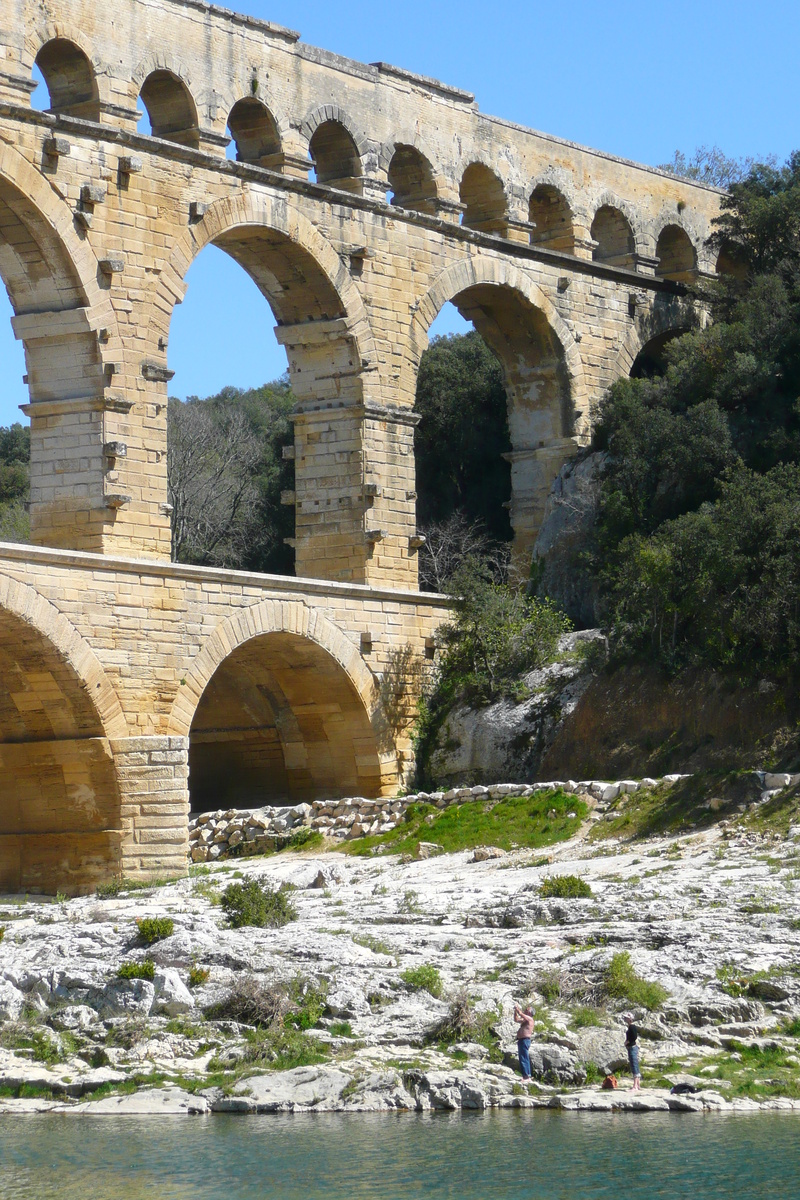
624,1013,641,1091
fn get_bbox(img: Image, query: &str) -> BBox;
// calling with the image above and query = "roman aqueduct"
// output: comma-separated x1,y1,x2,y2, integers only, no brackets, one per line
0,0,723,891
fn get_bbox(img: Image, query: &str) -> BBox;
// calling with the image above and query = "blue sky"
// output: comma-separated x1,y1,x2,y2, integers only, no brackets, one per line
2,0,798,424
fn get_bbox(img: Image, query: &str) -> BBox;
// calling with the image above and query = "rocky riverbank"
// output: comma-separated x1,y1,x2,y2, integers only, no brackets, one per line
3,777,800,1116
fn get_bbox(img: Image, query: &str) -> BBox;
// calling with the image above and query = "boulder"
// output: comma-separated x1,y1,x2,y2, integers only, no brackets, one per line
95,978,155,1017
472,846,506,863
326,985,370,1018
0,978,26,1022
152,968,195,1016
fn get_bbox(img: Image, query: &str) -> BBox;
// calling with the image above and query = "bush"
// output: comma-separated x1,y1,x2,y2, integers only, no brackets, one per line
136,917,174,945
540,874,593,899
400,964,443,998
221,878,297,928
188,963,210,988
206,974,325,1032
117,960,155,981
96,877,123,898
536,968,565,1004
604,951,668,1011
427,990,498,1049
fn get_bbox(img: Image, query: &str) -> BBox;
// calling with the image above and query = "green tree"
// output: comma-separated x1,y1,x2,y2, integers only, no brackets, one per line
592,152,800,676
415,331,512,544
0,422,30,543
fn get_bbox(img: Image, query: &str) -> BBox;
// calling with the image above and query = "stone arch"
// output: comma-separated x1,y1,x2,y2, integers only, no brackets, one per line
167,600,391,809
306,117,364,194
0,574,127,739
459,162,508,234
148,190,379,392
0,142,118,548
0,573,127,894
655,223,698,282
226,96,282,166
32,36,100,121
138,68,199,148
528,183,575,253
387,144,440,214
611,295,701,380
406,257,588,570
300,105,370,161
591,201,637,268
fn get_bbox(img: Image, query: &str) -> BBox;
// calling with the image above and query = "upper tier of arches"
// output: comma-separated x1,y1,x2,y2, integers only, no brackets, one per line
19,32,724,279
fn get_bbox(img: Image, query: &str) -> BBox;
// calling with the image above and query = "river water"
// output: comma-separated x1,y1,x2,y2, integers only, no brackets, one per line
1,1110,798,1199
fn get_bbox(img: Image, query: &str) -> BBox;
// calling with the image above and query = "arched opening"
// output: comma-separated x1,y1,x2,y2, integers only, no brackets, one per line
188,631,382,811
630,329,687,379
387,145,438,213
163,215,368,580
416,283,574,579
0,288,28,428
166,243,294,574
655,225,697,282
33,38,100,121
227,98,282,167
309,121,362,194
0,605,122,894
591,205,635,268
139,70,199,148
528,185,575,253
716,240,748,281
0,169,105,548
415,304,512,590
460,163,507,234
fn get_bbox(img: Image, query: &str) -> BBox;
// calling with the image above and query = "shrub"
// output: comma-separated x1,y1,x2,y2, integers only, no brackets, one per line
427,990,498,1049
96,877,123,898
207,975,289,1028
221,878,297,928
117,959,155,981
136,917,174,945
604,951,668,1011
401,964,443,998
188,963,210,988
536,968,565,1004
0,925,5,944
540,874,593,899
329,1021,353,1038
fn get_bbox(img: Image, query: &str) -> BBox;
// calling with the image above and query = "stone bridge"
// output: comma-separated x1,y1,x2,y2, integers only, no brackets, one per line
0,0,723,890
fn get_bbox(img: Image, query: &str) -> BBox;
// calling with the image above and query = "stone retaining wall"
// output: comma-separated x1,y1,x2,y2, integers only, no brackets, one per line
187,774,697,862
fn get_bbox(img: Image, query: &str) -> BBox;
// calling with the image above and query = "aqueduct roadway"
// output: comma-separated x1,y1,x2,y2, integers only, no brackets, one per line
0,0,722,890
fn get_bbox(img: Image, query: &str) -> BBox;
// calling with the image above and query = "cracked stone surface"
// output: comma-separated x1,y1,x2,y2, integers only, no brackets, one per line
2,812,800,1115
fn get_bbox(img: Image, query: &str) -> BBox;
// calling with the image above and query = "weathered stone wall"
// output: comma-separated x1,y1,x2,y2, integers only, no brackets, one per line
0,0,728,893
0,543,447,891
0,0,721,584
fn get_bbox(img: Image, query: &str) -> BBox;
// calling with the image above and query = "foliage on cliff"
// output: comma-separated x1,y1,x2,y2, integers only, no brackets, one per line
415,330,512,546
594,152,800,676
414,557,571,787
0,422,30,543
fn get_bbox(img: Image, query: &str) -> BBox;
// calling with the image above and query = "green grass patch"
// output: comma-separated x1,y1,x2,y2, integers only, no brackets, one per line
689,1042,800,1100
136,917,174,945
400,964,443,997
351,933,393,956
604,951,668,1010
221,879,297,929
329,1021,353,1038
345,789,588,858
117,959,155,981
570,1005,604,1028
590,772,761,842
540,874,592,899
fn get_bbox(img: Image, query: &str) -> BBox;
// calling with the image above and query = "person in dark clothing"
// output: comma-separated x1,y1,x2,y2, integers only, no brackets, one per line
624,1013,641,1090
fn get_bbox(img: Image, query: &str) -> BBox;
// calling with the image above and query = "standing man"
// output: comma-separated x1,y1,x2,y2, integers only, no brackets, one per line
513,1001,534,1081
624,1013,641,1091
